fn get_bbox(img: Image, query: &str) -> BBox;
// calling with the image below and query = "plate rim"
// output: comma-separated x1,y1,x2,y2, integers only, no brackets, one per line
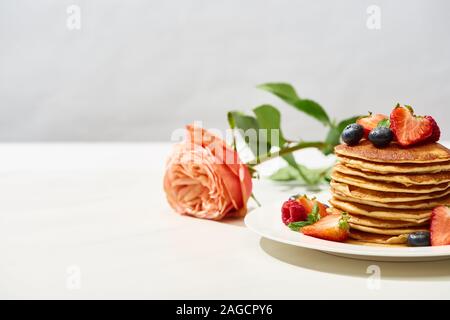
244,204,450,258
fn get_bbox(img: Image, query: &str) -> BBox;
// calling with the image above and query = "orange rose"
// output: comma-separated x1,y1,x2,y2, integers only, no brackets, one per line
164,124,253,220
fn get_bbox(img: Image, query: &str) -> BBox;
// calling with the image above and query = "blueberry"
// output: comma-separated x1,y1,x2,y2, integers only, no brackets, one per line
407,231,431,247
368,127,393,148
341,124,364,146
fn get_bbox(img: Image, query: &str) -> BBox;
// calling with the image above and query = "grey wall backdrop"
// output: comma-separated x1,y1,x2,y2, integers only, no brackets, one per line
1,0,449,141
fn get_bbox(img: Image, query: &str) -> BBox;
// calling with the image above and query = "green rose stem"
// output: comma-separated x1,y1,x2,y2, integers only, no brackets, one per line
246,141,327,186
250,141,326,165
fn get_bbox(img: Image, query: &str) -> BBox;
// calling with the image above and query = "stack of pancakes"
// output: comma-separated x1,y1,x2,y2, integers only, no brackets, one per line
330,140,450,246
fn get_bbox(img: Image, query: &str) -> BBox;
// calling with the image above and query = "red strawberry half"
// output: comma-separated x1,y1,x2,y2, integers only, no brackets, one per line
390,105,433,147
357,113,388,138
424,116,441,143
430,206,450,246
301,214,349,242
296,195,329,218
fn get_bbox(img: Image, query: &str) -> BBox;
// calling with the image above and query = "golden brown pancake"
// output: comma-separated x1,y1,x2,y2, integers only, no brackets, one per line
331,171,450,193
346,239,407,247
330,181,450,202
349,223,428,236
348,230,408,245
335,140,450,163
348,214,428,228
329,198,431,223
332,191,450,209
334,163,450,186
338,156,450,174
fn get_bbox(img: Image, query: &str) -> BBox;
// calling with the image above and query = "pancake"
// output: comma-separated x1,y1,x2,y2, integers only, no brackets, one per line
348,214,428,228
332,192,450,209
338,156,450,174
349,223,428,236
329,198,432,223
335,140,450,164
346,239,406,247
331,170,450,193
330,181,450,202
348,229,408,245
334,163,450,186
326,207,425,227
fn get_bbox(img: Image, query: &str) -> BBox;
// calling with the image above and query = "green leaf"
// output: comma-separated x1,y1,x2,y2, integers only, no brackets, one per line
323,115,361,155
323,167,332,182
253,104,286,147
269,166,299,181
227,111,259,132
263,152,310,185
291,99,331,126
336,116,361,133
227,111,267,156
229,108,310,182
377,119,391,127
288,220,310,231
310,203,320,221
269,165,332,185
288,221,310,231
323,127,340,155
257,83,330,126
257,83,300,101
252,104,315,183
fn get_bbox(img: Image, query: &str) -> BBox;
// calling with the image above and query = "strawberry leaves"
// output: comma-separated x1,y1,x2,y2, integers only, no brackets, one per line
338,212,350,230
377,119,390,128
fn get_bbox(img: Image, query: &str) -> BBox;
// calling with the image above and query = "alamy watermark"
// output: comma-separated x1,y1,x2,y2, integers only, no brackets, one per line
366,5,381,30
66,265,82,290
66,5,81,30
366,264,381,290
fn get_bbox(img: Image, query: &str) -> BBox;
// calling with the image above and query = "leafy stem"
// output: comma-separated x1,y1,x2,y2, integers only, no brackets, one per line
248,141,326,166
228,82,361,186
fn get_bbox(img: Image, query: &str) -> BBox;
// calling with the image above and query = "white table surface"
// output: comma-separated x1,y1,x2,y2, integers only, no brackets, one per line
1,142,450,299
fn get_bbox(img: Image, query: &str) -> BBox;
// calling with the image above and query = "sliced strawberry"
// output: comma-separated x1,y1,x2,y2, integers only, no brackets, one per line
430,206,450,246
390,105,433,147
357,113,388,138
424,116,441,143
281,200,307,225
301,214,349,242
296,195,328,218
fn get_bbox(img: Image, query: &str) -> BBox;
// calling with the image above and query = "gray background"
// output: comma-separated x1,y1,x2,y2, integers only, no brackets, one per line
1,0,449,142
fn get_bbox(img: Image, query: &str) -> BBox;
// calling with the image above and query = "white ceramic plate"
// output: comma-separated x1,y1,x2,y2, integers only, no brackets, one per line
245,200,450,262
